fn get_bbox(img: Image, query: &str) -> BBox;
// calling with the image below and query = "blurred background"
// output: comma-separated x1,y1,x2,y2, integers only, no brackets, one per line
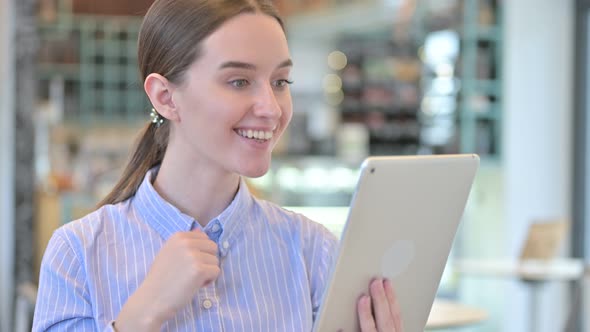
0,0,588,331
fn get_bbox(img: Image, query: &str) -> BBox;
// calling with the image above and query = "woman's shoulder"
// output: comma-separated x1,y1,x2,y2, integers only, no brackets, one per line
53,199,132,249
253,198,338,245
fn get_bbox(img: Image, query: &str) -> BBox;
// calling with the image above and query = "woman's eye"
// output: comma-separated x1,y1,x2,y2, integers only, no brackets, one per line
274,79,294,88
230,79,249,88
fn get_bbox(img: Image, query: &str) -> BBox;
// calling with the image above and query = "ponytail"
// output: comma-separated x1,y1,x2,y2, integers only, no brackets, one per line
97,122,169,207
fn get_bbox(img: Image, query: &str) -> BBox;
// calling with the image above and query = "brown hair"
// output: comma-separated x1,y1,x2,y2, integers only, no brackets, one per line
98,0,283,207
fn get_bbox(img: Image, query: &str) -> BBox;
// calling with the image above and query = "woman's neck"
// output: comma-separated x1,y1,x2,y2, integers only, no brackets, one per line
152,153,240,227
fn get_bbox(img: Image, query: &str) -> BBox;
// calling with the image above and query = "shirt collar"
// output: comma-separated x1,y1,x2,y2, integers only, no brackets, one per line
214,177,252,255
133,167,194,241
133,166,253,255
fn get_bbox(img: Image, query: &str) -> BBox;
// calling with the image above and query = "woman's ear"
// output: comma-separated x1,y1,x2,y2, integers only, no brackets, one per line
144,73,181,122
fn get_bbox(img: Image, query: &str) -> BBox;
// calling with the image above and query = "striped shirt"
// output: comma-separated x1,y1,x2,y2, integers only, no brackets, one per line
33,167,338,331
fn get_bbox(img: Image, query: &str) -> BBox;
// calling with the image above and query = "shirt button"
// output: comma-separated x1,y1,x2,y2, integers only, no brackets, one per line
222,241,230,249
211,224,220,232
202,299,213,309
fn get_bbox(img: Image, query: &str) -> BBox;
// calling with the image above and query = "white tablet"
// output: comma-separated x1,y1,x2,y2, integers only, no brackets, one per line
313,154,479,332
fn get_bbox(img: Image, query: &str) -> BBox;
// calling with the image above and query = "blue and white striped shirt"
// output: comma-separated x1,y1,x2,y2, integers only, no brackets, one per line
33,168,338,331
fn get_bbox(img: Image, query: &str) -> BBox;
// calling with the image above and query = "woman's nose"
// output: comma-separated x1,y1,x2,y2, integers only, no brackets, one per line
252,84,282,119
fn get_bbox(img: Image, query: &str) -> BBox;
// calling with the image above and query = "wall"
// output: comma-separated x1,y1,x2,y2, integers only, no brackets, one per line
0,0,16,330
503,0,574,331
580,7,590,331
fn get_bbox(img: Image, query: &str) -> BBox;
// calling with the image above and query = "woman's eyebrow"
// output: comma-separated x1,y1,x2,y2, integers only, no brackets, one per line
277,59,293,69
219,61,256,70
218,59,293,71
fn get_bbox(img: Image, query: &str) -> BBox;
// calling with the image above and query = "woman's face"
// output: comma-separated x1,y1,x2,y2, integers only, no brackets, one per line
170,13,293,178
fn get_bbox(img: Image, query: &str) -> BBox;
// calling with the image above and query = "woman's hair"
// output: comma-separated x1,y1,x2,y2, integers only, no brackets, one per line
98,0,283,207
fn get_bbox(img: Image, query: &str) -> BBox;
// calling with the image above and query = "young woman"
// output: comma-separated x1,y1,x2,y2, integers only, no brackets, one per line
33,1,402,331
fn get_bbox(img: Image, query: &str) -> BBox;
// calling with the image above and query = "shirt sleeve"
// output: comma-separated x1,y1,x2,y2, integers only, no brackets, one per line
32,229,106,331
306,223,339,321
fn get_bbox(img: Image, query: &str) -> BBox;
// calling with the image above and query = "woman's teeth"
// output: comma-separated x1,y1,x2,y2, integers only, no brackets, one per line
236,129,273,140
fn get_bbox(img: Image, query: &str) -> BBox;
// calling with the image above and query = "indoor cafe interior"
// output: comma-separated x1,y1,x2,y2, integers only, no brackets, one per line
0,0,588,331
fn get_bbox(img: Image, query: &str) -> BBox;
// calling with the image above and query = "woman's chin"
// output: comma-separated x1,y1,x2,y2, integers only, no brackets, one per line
239,163,270,178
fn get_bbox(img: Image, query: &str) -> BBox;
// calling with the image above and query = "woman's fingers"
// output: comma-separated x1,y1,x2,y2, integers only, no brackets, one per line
384,279,403,331
199,263,221,287
370,279,396,331
358,294,377,332
357,278,403,332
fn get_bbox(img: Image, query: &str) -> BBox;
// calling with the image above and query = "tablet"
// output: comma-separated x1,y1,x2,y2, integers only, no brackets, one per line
313,154,479,332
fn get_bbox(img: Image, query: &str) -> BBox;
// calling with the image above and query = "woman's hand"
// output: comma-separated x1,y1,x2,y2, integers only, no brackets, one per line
357,278,403,332
115,229,220,331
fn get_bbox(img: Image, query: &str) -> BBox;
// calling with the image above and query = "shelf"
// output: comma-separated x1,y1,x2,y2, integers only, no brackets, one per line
369,136,420,144
462,26,502,42
460,100,501,118
38,13,149,124
458,0,503,160
341,104,419,117
38,63,79,79
463,112,499,121
461,79,501,96
285,1,399,40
